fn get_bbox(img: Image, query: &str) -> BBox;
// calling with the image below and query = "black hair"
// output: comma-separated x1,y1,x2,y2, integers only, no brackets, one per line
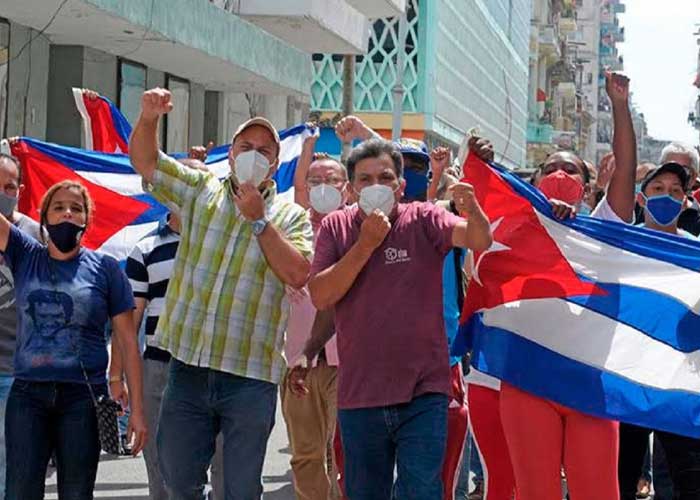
539,152,591,185
346,139,404,181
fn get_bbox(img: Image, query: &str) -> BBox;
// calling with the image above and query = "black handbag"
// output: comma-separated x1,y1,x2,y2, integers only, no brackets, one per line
79,362,124,455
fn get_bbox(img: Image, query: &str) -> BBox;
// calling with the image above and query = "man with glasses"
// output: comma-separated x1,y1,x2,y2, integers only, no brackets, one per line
282,152,349,500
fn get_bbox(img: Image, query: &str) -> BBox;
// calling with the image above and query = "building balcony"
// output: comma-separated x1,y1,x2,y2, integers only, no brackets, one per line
217,0,371,54
612,3,626,14
3,0,313,95
345,0,406,18
558,16,577,35
539,25,561,58
527,121,554,144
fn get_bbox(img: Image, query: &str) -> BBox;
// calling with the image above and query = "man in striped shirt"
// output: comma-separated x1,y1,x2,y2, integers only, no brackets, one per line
126,211,180,500
129,88,313,499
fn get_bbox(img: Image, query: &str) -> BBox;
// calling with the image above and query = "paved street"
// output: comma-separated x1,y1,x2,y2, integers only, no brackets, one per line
45,398,295,500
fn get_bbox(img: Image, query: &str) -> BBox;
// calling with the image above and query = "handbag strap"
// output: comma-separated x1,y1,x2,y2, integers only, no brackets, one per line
47,258,100,406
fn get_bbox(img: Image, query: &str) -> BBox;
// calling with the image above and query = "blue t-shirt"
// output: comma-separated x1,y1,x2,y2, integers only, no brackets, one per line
2,225,134,384
442,249,465,367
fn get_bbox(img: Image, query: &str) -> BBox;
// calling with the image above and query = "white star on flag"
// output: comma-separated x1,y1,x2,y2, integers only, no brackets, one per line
470,217,511,286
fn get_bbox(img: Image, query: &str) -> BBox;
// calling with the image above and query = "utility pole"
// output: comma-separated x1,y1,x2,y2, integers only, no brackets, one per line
341,54,355,161
391,13,408,141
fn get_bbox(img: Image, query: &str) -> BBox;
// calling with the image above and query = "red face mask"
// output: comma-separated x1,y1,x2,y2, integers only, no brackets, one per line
538,170,584,206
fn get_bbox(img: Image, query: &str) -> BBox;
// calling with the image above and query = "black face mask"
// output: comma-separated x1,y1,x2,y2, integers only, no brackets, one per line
46,221,85,253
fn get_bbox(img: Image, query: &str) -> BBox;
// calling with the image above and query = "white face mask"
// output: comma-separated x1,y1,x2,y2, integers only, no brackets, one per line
309,184,343,214
234,150,271,187
358,184,397,216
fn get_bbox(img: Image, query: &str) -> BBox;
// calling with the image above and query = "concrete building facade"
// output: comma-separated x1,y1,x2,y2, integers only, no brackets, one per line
311,0,531,169
526,0,616,167
0,0,401,149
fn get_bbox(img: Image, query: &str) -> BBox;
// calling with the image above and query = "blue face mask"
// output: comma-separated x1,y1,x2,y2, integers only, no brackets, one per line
403,168,429,201
643,194,683,226
577,203,592,216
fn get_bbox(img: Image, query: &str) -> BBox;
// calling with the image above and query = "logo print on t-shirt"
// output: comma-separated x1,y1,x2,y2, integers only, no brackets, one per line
0,266,14,310
384,247,411,265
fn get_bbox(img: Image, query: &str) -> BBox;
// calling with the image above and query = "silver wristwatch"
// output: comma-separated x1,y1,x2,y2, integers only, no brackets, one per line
251,215,269,236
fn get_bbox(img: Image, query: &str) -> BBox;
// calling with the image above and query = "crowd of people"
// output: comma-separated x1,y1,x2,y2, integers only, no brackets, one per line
0,69,698,500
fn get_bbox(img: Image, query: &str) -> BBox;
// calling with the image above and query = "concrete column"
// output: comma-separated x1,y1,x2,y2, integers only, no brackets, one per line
188,83,205,147
204,90,220,145
6,22,50,140
82,47,118,102
46,45,84,147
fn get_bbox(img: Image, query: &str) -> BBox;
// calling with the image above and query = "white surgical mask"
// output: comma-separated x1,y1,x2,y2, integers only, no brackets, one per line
358,184,396,216
234,150,271,187
309,184,343,214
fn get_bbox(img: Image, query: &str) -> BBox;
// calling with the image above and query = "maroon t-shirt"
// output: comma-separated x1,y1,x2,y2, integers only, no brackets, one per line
311,202,462,409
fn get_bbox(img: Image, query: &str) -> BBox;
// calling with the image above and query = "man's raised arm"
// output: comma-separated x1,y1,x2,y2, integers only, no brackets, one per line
129,88,173,183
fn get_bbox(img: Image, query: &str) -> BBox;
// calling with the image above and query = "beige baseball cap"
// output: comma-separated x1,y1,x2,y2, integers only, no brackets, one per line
232,117,280,154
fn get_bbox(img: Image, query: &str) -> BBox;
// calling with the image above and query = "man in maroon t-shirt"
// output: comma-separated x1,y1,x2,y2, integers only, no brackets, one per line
307,139,492,500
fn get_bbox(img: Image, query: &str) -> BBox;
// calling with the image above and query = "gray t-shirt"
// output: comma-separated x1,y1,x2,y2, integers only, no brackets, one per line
0,214,41,375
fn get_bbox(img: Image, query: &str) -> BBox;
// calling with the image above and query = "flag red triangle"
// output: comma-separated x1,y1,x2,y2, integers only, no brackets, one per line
461,155,605,320
12,140,149,250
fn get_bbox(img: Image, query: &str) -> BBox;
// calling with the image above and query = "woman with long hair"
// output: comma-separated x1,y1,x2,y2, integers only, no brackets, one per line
0,180,146,499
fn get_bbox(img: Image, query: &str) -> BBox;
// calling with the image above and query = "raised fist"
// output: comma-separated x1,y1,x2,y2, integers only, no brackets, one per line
141,88,173,120
358,210,391,252
605,71,630,105
335,115,373,143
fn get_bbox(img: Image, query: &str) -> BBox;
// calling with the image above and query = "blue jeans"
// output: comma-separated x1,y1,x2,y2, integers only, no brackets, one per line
0,375,14,499
157,360,277,500
5,379,104,500
338,393,448,500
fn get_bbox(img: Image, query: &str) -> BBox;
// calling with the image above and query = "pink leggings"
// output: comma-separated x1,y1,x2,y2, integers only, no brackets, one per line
500,383,619,500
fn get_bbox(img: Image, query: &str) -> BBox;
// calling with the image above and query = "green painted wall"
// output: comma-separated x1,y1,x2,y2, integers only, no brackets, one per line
85,0,312,96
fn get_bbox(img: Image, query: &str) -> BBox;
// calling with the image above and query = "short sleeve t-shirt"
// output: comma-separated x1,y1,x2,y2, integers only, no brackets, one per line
0,214,41,375
311,202,462,409
2,225,135,383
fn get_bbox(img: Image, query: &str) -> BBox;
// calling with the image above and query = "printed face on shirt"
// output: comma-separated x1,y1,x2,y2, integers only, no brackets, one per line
352,153,406,200
46,188,88,226
0,158,20,199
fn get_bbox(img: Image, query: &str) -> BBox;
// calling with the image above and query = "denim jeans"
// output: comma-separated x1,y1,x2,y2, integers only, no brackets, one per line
0,374,14,499
338,393,448,500
157,359,277,500
5,379,104,500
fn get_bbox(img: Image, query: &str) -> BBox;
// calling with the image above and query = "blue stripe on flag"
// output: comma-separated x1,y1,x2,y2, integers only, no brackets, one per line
22,137,136,174
469,313,700,438
130,194,167,225
103,96,132,144
489,162,700,272
566,281,700,353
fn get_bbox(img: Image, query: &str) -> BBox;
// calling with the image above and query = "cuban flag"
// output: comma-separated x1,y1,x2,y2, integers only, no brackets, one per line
71,87,318,197
10,126,315,262
454,154,700,438
72,89,131,154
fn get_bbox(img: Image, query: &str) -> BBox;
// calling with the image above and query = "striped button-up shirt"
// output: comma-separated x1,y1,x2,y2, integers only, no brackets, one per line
147,154,313,384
